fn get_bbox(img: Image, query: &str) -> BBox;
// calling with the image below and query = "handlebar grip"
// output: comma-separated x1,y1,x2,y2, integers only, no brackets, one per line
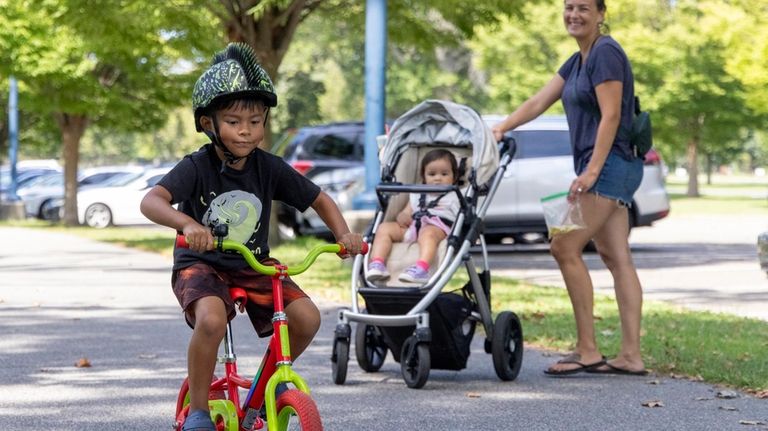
337,241,369,256
176,235,189,248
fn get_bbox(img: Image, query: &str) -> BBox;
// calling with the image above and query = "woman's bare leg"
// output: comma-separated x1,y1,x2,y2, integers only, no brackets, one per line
546,193,616,372
592,203,645,372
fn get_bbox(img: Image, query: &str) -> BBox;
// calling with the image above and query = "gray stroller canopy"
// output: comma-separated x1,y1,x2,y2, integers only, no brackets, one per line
380,99,500,185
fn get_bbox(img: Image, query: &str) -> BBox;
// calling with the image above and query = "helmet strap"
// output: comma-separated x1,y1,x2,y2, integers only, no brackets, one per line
206,113,253,173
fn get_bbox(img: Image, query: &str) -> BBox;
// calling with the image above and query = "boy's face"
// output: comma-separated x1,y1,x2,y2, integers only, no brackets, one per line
202,102,267,160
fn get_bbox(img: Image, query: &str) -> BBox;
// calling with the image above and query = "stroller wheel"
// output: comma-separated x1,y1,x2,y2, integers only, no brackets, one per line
355,322,387,372
331,336,350,385
400,336,430,389
491,311,524,381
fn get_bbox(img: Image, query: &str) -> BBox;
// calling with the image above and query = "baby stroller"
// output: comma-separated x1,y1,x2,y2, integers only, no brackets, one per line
331,99,522,388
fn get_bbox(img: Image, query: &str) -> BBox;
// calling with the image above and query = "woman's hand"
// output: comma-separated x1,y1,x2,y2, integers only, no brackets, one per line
569,172,598,201
492,126,506,143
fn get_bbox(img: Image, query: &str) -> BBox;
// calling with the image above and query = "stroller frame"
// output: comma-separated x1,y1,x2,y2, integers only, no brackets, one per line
330,100,523,388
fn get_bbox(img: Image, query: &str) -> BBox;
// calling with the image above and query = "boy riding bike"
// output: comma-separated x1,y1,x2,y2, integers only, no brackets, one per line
140,42,364,431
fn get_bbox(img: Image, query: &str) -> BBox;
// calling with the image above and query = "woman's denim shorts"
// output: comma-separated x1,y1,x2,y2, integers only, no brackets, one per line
579,151,643,207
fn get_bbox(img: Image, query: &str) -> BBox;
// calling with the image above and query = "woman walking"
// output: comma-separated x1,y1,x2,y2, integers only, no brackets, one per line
492,0,647,376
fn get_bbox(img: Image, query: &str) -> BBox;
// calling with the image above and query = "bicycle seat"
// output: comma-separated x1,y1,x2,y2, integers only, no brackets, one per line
229,287,247,306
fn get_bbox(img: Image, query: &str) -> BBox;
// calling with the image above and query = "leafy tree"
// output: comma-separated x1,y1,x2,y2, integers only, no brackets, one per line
0,0,217,224
470,0,768,196
620,0,764,195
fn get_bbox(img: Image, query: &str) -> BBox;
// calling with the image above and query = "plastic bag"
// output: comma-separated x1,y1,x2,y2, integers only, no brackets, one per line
540,191,586,238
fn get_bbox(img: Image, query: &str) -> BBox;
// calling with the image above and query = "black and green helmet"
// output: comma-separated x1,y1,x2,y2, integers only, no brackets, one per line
192,42,277,132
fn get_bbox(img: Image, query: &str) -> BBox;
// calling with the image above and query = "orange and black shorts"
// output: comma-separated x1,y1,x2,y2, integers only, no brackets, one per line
171,259,309,337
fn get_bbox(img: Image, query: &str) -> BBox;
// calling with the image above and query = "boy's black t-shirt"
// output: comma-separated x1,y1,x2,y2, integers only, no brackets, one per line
158,143,321,271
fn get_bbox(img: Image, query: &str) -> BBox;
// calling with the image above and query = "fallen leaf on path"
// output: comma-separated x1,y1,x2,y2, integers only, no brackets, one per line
641,400,664,408
648,380,661,385
466,392,481,398
694,397,713,401
717,390,739,399
738,420,766,426
75,357,92,368
753,390,768,399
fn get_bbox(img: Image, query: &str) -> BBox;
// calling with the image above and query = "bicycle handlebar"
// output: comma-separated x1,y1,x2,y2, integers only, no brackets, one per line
176,235,367,277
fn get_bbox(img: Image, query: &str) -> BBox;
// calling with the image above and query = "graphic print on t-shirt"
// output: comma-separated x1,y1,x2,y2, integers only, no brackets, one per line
202,190,263,245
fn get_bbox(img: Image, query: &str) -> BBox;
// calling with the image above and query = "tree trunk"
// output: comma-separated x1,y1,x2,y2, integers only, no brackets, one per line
54,113,89,226
220,1,308,248
686,137,700,197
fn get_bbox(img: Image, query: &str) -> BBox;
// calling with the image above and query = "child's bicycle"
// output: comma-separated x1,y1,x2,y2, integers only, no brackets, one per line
173,225,366,431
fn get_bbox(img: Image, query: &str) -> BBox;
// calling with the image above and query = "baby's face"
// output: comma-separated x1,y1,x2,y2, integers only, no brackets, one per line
423,158,454,186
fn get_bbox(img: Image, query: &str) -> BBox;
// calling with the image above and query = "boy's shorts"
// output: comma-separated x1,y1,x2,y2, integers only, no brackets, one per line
171,259,309,337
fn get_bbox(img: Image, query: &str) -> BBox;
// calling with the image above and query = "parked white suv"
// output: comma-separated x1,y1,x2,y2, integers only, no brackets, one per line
482,114,670,242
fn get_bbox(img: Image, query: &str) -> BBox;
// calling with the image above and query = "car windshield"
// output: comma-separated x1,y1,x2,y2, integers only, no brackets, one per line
97,171,144,187
510,130,572,159
298,132,362,161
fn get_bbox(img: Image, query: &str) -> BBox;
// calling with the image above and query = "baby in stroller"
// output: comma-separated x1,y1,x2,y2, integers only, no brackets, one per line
367,149,460,283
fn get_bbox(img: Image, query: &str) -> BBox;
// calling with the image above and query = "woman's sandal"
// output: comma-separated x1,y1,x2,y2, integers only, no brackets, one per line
543,353,606,376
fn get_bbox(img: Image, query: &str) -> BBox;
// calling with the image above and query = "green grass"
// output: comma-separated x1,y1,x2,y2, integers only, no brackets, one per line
4,191,768,393
665,174,768,216
668,194,768,216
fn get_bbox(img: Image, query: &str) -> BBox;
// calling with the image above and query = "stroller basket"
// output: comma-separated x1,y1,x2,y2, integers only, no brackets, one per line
359,287,475,370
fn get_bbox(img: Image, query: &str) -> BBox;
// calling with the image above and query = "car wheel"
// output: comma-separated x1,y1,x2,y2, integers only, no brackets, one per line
84,203,112,228
39,199,61,221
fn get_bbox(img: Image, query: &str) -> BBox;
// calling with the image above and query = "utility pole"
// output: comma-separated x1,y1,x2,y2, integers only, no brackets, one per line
1,76,25,219
353,0,387,211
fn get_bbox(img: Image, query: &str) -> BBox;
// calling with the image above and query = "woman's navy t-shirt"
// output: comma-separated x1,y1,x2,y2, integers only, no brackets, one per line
558,36,635,173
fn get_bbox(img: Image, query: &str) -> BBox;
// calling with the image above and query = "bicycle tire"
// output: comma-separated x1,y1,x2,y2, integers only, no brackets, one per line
275,389,323,431
175,375,227,424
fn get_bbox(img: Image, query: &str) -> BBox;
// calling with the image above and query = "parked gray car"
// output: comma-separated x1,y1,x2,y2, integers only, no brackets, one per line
482,115,670,242
280,115,670,243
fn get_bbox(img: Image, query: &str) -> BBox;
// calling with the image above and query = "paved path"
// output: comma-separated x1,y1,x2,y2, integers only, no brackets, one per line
1,226,767,430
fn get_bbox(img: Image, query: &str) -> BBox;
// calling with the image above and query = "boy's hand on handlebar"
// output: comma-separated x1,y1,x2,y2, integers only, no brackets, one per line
336,232,365,258
182,222,214,253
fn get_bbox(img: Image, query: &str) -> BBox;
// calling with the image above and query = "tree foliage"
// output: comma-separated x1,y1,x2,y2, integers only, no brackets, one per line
0,0,218,223
470,0,768,196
